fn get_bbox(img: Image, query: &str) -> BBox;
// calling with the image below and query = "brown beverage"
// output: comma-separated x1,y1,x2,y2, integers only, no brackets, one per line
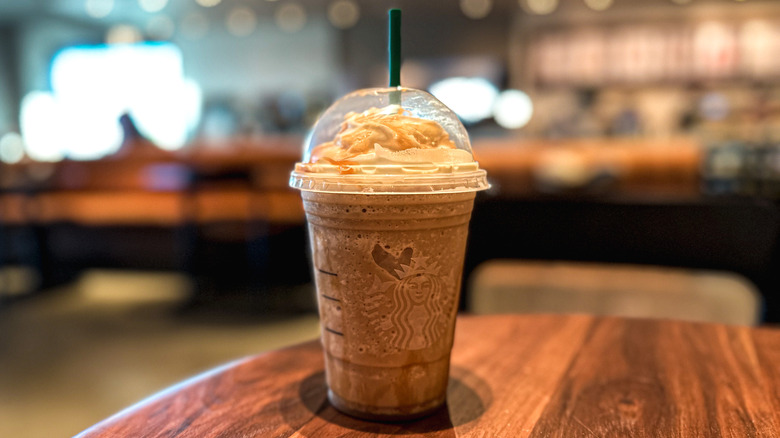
290,87,488,421
303,191,475,420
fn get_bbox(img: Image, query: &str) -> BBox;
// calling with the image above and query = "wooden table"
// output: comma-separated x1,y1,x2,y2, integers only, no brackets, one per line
76,315,780,437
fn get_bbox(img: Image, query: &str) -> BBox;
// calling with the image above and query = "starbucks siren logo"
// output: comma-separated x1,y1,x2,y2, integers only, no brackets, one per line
366,244,452,351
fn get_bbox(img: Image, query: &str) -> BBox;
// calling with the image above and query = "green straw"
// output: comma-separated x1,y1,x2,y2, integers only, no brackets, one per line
388,8,401,104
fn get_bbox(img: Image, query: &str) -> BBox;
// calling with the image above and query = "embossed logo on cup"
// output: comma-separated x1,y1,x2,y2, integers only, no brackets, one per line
368,244,453,351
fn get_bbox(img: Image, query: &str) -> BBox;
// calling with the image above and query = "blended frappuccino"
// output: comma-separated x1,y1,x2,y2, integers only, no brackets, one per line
290,87,488,421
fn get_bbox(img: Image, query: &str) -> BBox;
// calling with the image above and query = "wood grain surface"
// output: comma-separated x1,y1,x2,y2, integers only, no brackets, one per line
76,315,780,437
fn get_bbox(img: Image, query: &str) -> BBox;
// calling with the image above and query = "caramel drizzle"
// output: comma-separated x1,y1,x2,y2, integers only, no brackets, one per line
308,106,456,174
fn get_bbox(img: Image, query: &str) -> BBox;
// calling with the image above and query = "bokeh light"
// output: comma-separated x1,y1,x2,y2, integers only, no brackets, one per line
522,0,559,15
460,0,493,19
493,89,534,129
327,0,360,29
275,3,307,33
195,0,221,7
584,0,613,11
138,0,167,13
0,133,25,164
429,77,498,124
85,0,114,19
227,6,258,37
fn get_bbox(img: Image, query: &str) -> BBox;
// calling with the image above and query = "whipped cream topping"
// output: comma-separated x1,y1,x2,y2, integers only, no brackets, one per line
290,91,489,193
308,105,473,167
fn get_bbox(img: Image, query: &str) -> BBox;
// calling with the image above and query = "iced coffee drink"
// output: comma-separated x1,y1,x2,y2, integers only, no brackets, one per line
290,87,489,421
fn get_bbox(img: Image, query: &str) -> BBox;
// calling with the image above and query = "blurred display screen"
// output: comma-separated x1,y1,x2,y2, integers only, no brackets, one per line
20,42,201,161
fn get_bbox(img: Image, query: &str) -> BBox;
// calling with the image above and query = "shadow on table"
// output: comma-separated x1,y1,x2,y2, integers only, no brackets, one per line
282,366,492,436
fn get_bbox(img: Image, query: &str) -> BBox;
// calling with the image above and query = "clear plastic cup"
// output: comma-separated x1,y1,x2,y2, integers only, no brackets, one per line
290,87,488,421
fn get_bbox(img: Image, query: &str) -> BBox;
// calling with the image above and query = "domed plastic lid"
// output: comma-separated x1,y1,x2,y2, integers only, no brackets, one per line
289,87,489,194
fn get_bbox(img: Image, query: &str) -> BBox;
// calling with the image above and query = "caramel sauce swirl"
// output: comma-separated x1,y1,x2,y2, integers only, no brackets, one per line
309,106,457,164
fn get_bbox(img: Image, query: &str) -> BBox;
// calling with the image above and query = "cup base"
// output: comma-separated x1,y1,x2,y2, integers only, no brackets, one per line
327,389,445,422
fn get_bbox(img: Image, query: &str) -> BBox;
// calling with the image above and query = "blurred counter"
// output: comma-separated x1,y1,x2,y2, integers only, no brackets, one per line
476,137,702,199
2,136,779,320
1,136,705,227
0,137,309,299
0,137,304,227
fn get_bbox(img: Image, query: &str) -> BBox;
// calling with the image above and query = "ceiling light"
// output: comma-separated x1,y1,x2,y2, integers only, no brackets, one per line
522,0,559,15
195,0,221,7
276,3,307,33
0,133,25,164
138,0,167,13
584,0,613,11
85,0,114,19
227,7,258,37
461,0,493,19
493,90,533,129
328,0,360,29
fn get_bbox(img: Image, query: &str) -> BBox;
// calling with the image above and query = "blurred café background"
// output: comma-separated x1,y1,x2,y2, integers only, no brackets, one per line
2,0,780,436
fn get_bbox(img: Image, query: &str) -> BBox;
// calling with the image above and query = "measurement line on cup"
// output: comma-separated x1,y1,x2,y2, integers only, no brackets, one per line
325,327,344,336
318,268,338,276
321,294,341,302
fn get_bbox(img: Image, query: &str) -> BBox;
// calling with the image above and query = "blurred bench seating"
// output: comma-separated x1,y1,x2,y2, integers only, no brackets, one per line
468,260,761,326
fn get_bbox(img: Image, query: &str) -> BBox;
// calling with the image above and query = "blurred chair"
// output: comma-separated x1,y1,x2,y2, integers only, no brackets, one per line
467,260,761,325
